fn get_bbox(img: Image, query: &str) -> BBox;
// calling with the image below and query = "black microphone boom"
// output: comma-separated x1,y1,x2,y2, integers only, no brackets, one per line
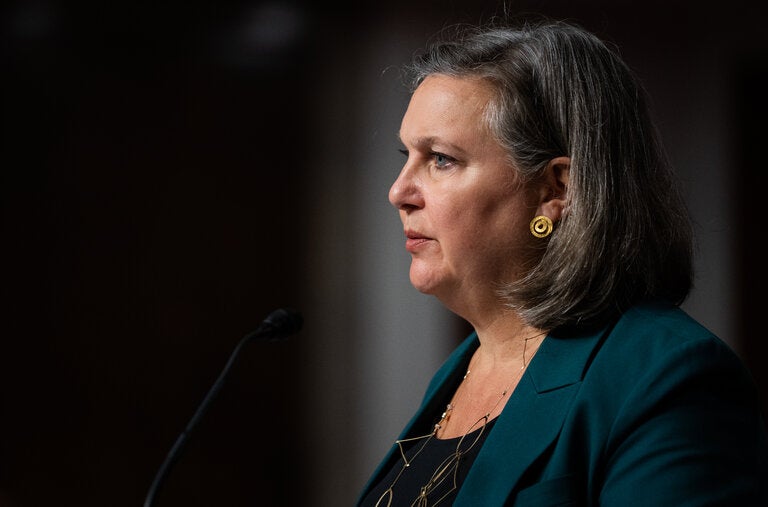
143,307,303,507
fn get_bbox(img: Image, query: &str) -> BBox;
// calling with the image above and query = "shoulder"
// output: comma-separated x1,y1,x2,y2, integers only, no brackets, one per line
575,301,761,436
613,300,718,342
596,301,739,372
574,302,768,504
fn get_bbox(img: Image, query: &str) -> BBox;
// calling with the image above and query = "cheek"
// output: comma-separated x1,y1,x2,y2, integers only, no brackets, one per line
432,180,529,243
435,200,477,241
465,196,532,249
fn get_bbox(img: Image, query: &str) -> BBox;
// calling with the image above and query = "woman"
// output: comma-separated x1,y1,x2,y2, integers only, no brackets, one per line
357,18,767,506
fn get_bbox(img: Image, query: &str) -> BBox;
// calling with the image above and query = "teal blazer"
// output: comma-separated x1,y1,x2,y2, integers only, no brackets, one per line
357,302,768,506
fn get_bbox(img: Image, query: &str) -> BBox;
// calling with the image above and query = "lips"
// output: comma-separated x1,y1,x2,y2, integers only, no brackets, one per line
404,230,432,253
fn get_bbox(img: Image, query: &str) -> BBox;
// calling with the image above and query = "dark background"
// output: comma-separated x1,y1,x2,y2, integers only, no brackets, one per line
1,1,766,506
2,2,314,505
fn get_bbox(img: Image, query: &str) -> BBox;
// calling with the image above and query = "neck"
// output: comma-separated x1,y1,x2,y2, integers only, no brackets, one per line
468,310,548,368
433,316,547,439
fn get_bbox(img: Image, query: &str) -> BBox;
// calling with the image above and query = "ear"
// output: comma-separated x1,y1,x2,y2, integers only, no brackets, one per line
538,156,570,222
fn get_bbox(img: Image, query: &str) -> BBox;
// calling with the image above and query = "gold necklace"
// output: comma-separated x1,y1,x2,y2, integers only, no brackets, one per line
374,388,493,507
375,332,546,507
434,367,509,438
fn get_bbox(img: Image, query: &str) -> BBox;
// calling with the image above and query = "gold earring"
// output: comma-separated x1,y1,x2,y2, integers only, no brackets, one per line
530,216,553,238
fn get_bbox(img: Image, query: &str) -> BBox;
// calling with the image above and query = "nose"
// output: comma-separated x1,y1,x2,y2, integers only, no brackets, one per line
388,163,423,212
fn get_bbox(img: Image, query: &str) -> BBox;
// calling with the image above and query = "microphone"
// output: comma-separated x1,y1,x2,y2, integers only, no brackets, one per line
244,307,304,341
143,307,303,507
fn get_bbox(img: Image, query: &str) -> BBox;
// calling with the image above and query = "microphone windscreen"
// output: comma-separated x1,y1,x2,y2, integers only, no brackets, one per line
248,307,303,341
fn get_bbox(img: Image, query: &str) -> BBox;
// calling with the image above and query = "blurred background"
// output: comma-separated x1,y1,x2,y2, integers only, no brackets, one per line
1,0,766,505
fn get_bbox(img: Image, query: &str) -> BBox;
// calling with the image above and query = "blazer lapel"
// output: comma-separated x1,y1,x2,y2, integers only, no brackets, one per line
455,328,607,506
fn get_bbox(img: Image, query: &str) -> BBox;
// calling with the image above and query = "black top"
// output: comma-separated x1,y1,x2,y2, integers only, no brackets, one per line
359,418,497,506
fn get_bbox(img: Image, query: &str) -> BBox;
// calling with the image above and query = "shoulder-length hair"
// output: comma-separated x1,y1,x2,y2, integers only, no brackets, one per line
404,18,694,331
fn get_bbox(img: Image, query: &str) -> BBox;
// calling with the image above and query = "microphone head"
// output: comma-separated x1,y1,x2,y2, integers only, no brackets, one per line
249,307,303,341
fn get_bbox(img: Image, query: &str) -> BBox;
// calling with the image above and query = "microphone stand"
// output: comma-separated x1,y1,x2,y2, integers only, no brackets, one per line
143,308,302,507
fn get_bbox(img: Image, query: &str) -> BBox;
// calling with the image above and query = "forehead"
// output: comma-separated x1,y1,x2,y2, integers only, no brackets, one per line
399,74,495,142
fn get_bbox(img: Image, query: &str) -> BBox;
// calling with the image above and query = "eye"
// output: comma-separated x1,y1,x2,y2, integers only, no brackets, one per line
398,148,409,158
431,152,455,169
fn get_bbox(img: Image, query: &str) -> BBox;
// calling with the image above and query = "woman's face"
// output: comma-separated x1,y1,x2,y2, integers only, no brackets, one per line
390,74,540,314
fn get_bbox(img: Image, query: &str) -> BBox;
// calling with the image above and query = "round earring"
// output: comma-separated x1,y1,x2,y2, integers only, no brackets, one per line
530,215,553,238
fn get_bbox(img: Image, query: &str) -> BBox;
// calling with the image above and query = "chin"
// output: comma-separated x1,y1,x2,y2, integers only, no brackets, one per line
409,262,452,296
410,281,436,295
408,273,439,296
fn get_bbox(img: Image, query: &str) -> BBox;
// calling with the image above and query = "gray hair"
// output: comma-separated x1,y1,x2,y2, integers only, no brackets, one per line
404,18,694,331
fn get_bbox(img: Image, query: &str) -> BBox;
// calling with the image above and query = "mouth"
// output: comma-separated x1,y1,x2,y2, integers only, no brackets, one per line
404,230,432,253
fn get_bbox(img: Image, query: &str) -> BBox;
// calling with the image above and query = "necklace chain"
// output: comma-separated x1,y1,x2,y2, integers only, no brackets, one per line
435,332,543,436
374,332,545,507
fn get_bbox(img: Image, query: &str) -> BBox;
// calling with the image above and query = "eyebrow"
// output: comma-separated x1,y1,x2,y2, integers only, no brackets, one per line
396,133,467,157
